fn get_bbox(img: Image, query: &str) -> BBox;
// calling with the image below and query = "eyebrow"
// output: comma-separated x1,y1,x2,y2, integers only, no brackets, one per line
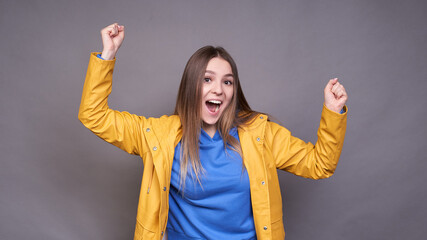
205,70,234,78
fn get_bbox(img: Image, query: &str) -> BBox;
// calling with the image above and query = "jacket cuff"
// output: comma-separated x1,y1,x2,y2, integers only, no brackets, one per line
90,52,116,63
322,104,348,119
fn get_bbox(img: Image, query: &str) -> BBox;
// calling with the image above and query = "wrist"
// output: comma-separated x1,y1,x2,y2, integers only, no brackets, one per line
324,103,341,113
101,50,116,60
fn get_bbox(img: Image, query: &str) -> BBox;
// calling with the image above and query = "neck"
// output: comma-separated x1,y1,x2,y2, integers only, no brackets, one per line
202,123,217,138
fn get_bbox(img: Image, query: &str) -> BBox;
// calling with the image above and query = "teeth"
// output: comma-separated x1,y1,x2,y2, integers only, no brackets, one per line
208,100,222,104
215,105,219,112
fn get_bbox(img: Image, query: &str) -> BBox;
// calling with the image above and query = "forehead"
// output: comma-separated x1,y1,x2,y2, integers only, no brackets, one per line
205,57,232,74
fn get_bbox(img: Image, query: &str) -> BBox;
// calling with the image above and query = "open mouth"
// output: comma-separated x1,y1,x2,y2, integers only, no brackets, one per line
206,100,222,113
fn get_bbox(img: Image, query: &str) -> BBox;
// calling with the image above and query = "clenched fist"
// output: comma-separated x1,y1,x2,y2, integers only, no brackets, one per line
100,23,125,60
324,78,348,113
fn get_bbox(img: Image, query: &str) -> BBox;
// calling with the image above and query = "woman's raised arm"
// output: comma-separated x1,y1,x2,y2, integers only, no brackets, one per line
271,79,348,179
78,23,145,155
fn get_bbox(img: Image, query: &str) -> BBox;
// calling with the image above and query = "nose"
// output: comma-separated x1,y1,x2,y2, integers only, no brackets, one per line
212,81,223,95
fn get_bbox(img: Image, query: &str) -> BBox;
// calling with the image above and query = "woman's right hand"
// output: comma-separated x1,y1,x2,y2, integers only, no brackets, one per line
100,23,125,60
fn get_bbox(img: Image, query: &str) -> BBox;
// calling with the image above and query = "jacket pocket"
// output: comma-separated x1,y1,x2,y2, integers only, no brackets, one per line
271,218,285,240
266,163,283,223
134,220,156,240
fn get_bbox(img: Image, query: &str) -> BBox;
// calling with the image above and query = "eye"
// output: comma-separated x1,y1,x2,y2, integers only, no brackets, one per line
204,77,211,83
224,80,233,85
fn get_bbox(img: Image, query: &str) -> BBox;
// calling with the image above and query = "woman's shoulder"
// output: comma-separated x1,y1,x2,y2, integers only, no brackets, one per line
238,112,268,132
146,114,181,130
238,111,290,137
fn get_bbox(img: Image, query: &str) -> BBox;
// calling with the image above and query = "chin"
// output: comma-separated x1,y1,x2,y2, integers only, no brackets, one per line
202,117,219,126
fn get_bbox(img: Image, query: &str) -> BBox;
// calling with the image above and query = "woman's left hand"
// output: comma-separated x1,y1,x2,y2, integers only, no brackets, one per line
324,78,348,113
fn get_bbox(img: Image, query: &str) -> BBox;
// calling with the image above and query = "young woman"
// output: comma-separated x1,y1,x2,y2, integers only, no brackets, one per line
79,23,348,240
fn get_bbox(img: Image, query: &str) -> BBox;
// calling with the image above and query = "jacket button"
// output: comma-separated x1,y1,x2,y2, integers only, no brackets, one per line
146,128,150,132
261,181,265,185
263,226,268,230
256,137,260,142
163,187,167,191
153,146,157,151
161,231,164,236
260,116,263,119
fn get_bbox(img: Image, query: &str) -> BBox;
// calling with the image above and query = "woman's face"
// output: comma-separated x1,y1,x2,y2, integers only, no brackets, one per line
201,57,234,132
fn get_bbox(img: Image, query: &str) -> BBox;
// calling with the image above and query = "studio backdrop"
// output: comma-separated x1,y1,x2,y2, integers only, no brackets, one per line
1,0,426,239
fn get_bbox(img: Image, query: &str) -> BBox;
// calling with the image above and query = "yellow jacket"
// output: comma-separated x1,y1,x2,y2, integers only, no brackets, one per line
79,53,347,240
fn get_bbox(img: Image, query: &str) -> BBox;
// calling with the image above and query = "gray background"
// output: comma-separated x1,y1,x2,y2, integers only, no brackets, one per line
1,0,426,239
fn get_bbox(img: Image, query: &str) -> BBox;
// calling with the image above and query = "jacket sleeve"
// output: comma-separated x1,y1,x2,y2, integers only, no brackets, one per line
78,52,145,155
269,105,347,179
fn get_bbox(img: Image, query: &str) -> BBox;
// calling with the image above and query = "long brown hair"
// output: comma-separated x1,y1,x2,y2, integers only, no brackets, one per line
174,46,259,189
